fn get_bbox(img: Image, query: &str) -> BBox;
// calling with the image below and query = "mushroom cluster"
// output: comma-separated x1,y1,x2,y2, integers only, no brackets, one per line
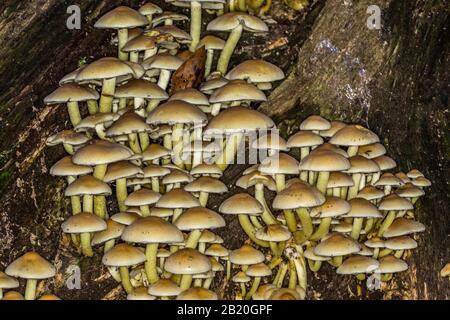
1,2,432,301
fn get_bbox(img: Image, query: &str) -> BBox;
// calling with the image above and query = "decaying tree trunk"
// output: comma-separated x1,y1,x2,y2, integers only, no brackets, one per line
0,0,448,299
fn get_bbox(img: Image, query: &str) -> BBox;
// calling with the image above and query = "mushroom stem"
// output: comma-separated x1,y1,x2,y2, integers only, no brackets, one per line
94,164,108,180
186,229,203,248
283,209,297,232
118,29,129,61
378,249,392,258
288,259,298,289
292,248,307,291
172,208,183,223
371,172,381,184
199,192,209,207
80,232,93,257
104,239,115,253
144,47,158,60
364,218,375,233
140,205,151,217
116,178,128,212
99,78,117,113
394,250,404,259
87,100,98,114
180,275,193,290
254,184,277,224
307,259,322,272
119,266,134,294
203,277,213,289
172,124,185,169
128,133,142,154
245,277,261,300
151,178,160,193
189,2,202,52
269,241,280,257
24,279,38,300
210,103,222,116
347,146,359,157
238,0,247,10
275,174,286,192
275,263,288,288
316,171,330,194
217,133,243,171
296,208,313,239
309,217,331,241
250,215,264,230
83,195,94,213
67,102,82,127
356,274,366,281
380,273,393,282
372,248,380,259
129,52,139,63
145,243,159,284
350,217,364,240
157,69,172,91
226,260,231,281
239,283,246,298
330,256,343,267
63,143,74,155
238,215,269,247
217,25,243,74
94,196,107,219
139,132,150,151
377,210,396,237
347,173,362,200
205,49,214,77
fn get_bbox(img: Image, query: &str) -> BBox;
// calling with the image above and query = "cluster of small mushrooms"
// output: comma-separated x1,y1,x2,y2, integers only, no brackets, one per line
0,2,438,301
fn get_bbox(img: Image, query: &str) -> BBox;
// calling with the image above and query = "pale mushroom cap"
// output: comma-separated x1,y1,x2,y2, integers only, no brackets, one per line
254,284,277,300
395,184,425,198
440,263,450,277
91,219,125,245
374,173,403,187
122,35,157,52
383,218,425,238
176,287,218,300
6,252,56,280
65,175,112,196
44,84,99,104
327,172,354,188
103,161,143,182
304,248,331,261
200,76,229,92
287,131,324,148
169,88,210,106
210,258,224,272
152,11,189,25
75,113,120,131
207,12,268,33
147,100,207,126
175,207,226,231
184,176,228,194
329,124,380,147
95,6,148,29
148,279,182,297
115,79,168,100
384,236,418,250
199,230,218,244
375,255,408,274
139,3,163,15
142,53,184,71
152,25,192,42
225,59,284,83
364,237,385,249
75,57,137,81
205,244,229,257
46,130,89,146
190,163,223,178
313,233,361,257
313,143,349,157
407,169,424,179
319,121,347,138
378,194,414,211
332,221,353,233
255,224,292,242
204,107,275,135
209,80,267,104
50,156,93,177
346,155,380,173
259,153,299,175
356,244,374,256
232,270,251,283
336,256,380,274
343,198,382,218
62,212,107,234
162,170,193,185
198,35,226,50
142,144,172,161
122,216,183,244
229,244,265,265
299,150,351,172
273,182,326,210
219,193,263,216
310,196,351,218
358,143,387,159
395,172,412,184
111,212,141,225
253,133,288,152
373,155,397,171
72,140,134,166
300,115,331,131
156,188,200,209
236,171,277,191
0,271,19,289
164,248,211,275
412,176,432,187
356,185,385,201
150,207,174,218
106,112,152,136
127,287,156,300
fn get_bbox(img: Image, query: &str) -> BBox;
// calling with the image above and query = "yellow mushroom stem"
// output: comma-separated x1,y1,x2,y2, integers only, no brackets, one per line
329,256,343,267
377,210,397,237
93,164,108,180
199,192,209,207
364,218,375,233
316,171,330,194
24,279,38,300
99,78,117,113
347,146,359,157
80,232,93,257
356,273,366,281
205,49,214,77
307,259,323,272
82,194,94,213
189,1,202,52
171,124,185,169
254,184,277,224
151,178,160,193
216,133,243,171
347,173,362,200
380,273,393,282
145,243,159,284
350,217,364,240
238,215,269,247
119,266,134,294
292,249,307,291
117,29,129,61
203,277,213,289
139,132,150,152
103,239,115,253
128,133,142,154
116,178,128,212
217,25,243,74
394,250,404,259
87,100,98,114
288,259,298,289
67,101,82,127
94,195,107,219
180,274,193,290
185,229,203,248
275,174,285,192
245,276,261,300
268,257,283,270
296,208,313,239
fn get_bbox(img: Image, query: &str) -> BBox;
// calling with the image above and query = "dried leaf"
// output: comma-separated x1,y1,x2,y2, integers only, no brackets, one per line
170,47,206,94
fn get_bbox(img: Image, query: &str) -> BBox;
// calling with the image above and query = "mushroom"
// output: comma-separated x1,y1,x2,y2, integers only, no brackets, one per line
74,112,120,140
299,115,331,134
336,255,380,281
142,53,184,92
139,3,163,25
358,142,387,159
377,194,414,237
303,247,330,272
155,188,201,222
313,233,361,267
127,287,156,300
225,59,285,90
162,168,194,191
124,188,161,217
198,35,226,76
344,155,380,199
184,176,228,207
329,124,380,157
91,219,126,253
2,291,25,300
319,121,347,139
152,11,189,27
46,130,90,155
5,252,56,300
259,152,299,192
142,164,171,193
374,172,403,195
440,263,450,280
326,172,354,199
148,279,182,300
0,272,19,299
287,131,324,178
255,224,292,258
374,255,408,282
169,88,210,115
384,236,418,259
176,287,218,300
232,271,251,299
343,198,382,240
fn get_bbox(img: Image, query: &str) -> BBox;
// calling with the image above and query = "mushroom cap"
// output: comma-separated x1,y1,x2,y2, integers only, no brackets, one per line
395,172,412,184
199,230,219,244
200,76,229,92
364,237,385,249
46,130,89,147
122,35,157,52
111,212,141,226
72,140,134,166
319,121,347,138
147,100,207,126
259,152,299,175
142,144,172,161
373,155,397,171
50,156,93,177
175,207,226,231
184,176,228,194
75,113,120,131
383,218,425,238
65,175,112,196
150,207,174,218
210,258,224,272
142,52,184,71
6,252,56,280
236,171,277,191
300,115,331,131
440,263,450,277
219,193,263,216
310,196,351,218
336,256,380,274
253,284,278,300
299,150,351,172
204,107,275,135
270,288,304,300
374,173,403,187
313,142,349,157
358,143,386,159
207,12,268,33
103,161,143,182
407,169,424,179
164,248,211,275
3,291,25,300
412,176,432,187
162,170,193,185
95,6,148,29
61,212,108,234
148,279,182,297
152,11,189,25
313,233,361,257
225,59,284,83
91,219,125,245
233,271,251,283
0,271,19,289
209,80,267,104
190,163,223,178
44,84,99,104
332,221,353,233
356,244,374,256
76,57,137,81
327,172,354,188
102,243,146,267
375,255,408,274
329,124,380,147
343,198,382,218
346,155,380,174
395,183,425,198
255,224,292,242
273,182,325,210
142,165,169,178
38,294,62,300
287,131,324,148
115,79,168,100
156,188,200,209
176,287,218,300
229,244,265,265
139,3,163,15
384,236,418,250
304,248,331,261
106,112,152,136
169,88,210,106
205,244,229,257
356,185,385,201
198,35,226,50
127,287,156,300
378,194,414,211
122,216,183,244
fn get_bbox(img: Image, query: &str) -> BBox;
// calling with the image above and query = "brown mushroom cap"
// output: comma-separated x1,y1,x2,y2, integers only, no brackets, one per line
115,79,168,100
225,59,284,84
91,219,125,245
169,88,210,106
313,233,361,257
164,248,211,275
148,279,182,297
310,196,351,218
209,80,267,104
299,150,351,172
329,124,380,147
142,52,184,71
61,212,108,234
219,193,263,216
319,121,347,138
156,188,200,209
300,115,331,131
384,236,418,250
6,252,56,280
336,256,379,274
346,155,380,174
229,244,265,265
176,287,218,300
375,255,408,274
356,185,385,201
0,271,19,289
273,182,326,210
95,6,148,29
75,57,137,82
147,100,207,126
255,224,292,242
50,156,93,177
122,216,184,244
184,176,228,194
207,12,268,33
259,153,299,175
44,84,99,104
343,198,382,218
382,218,425,238
327,172,354,188
175,207,226,231
102,243,146,267
65,175,112,196
287,131,324,148
72,140,134,166
358,143,387,159
103,161,143,182
378,194,414,211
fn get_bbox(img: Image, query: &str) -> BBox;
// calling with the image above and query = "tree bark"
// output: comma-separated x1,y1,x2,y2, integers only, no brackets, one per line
0,0,448,299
